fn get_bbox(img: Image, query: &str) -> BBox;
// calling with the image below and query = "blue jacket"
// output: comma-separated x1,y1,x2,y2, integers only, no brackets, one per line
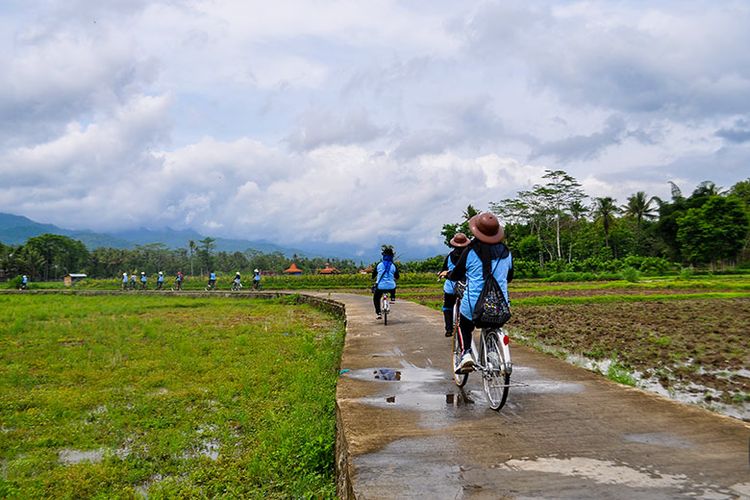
448,242,513,321
373,260,399,290
441,247,463,295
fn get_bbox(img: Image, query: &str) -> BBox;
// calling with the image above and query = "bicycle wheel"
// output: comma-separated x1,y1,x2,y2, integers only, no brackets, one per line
482,329,510,411
452,327,468,387
382,297,389,325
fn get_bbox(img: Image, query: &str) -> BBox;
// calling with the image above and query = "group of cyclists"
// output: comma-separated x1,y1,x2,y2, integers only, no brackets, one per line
372,212,513,374
120,269,262,291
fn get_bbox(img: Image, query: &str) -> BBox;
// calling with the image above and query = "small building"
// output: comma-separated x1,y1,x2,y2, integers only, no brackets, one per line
64,273,87,287
318,263,339,275
284,263,303,275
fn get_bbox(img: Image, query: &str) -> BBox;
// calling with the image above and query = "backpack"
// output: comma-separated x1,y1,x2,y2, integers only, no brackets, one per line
471,259,511,327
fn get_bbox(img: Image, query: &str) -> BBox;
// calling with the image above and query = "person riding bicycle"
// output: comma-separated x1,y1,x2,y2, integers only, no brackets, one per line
156,271,165,290
140,271,148,290
252,269,261,290
442,213,513,373
20,275,28,290
130,273,137,290
121,272,128,290
175,271,184,290
372,245,399,320
207,271,217,289
232,272,242,289
440,232,470,337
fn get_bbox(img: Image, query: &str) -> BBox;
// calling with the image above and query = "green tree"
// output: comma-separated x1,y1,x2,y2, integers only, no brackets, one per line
24,234,89,280
676,196,750,266
197,237,216,274
441,205,481,246
593,197,619,251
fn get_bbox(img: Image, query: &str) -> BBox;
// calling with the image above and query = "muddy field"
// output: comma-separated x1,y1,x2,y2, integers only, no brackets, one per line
508,298,750,405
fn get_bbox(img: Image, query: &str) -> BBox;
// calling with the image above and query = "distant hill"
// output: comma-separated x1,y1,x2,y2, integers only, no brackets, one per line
0,213,306,257
0,212,444,261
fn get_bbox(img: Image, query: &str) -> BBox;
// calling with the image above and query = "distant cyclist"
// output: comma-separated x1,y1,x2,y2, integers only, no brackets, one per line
440,232,470,337
442,213,513,373
232,272,242,290
140,272,148,290
121,272,128,290
174,271,184,290
252,269,261,290
130,273,137,290
20,275,29,290
156,271,165,290
372,245,399,320
207,271,217,290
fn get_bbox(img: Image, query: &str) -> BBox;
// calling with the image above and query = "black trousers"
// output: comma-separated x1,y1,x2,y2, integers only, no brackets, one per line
442,293,457,333
373,288,396,314
457,314,477,354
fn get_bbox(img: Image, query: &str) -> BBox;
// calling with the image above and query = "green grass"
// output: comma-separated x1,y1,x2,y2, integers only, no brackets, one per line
607,361,637,387
0,294,344,498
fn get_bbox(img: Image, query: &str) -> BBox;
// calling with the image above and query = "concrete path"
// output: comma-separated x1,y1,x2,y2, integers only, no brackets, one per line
331,293,750,499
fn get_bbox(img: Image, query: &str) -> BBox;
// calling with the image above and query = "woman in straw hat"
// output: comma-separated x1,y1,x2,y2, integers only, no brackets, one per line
441,213,514,373
440,232,471,337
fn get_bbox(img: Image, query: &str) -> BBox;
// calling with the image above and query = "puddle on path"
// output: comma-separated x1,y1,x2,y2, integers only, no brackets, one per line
500,456,686,489
499,456,740,498
623,433,692,449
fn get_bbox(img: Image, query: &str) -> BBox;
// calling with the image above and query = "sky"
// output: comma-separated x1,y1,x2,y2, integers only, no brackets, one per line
2,0,749,258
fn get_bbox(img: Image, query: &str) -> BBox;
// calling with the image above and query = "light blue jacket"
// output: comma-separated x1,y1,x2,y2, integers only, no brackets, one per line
459,249,512,321
375,261,398,290
443,257,457,295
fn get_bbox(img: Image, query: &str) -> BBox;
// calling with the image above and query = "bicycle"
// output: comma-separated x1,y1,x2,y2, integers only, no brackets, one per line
205,280,216,291
231,281,242,291
380,293,391,325
451,282,512,410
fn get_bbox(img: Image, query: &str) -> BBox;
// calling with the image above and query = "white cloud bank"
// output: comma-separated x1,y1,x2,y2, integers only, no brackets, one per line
1,0,749,256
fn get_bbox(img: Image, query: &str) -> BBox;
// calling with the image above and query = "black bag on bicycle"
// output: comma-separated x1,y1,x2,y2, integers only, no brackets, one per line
471,261,511,327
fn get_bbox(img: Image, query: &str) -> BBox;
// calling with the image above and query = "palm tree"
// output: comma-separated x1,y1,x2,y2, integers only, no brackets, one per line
188,240,196,276
622,191,657,230
593,197,619,249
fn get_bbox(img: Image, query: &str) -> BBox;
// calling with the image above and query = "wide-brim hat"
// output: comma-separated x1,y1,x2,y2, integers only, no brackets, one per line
468,213,504,244
449,232,470,247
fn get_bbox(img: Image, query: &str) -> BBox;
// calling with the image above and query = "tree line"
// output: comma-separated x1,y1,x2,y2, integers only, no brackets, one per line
443,171,750,274
3,172,748,281
0,234,362,281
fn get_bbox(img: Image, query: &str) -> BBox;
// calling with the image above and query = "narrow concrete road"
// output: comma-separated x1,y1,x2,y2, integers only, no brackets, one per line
331,293,750,499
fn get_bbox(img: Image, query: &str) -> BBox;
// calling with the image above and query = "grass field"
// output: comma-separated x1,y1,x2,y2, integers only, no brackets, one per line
0,294,344,498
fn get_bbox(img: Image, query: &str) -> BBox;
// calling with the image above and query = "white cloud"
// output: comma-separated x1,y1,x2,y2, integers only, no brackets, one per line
1,1,749,257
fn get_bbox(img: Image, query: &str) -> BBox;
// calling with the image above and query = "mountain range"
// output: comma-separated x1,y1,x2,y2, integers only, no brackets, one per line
0,212,443,261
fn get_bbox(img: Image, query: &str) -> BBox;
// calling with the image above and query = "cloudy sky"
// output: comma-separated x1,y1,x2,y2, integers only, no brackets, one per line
2,1,749,257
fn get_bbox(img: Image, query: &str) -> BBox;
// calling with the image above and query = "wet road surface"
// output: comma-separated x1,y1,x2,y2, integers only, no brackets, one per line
328,293,750,499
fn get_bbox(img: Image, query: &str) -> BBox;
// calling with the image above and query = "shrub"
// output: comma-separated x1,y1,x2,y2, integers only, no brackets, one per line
621,267,640,283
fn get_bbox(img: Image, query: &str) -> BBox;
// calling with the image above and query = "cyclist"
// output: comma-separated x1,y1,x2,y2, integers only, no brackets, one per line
174,271,184,290
372,245,399,320
140,271,148,290
442,213,513,372
440,232,470,337
207,271,217,290
121,272,128,290
232,272,242,289
130,273,137,290
156,271,165,290
252,269,261,289
20,275,29,290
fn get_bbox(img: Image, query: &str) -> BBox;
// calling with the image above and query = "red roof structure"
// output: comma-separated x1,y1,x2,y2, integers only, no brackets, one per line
319,263,339,275
284,263,303,275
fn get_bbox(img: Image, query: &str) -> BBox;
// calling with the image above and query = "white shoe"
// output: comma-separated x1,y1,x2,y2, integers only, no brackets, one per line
456,351,475,373
376,314,382,320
